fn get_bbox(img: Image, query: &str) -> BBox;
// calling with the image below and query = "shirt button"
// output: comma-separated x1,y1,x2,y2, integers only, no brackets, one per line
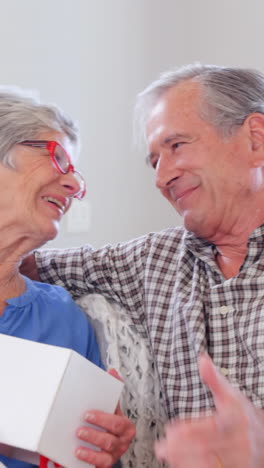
220,367,229,376
219,305,233,315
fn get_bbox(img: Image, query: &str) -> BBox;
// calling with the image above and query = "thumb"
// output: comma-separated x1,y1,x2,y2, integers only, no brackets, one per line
107,369,124,416
107,368,123,382
154,438,167,462
198,353,236,412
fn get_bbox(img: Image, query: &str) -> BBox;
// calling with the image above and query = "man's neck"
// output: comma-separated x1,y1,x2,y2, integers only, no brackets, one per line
201,222,263,279
216,249,247,279
213,223,262,278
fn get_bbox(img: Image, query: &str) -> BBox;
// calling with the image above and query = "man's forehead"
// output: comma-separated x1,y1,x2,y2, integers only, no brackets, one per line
146,80,202,141
150,80,202,119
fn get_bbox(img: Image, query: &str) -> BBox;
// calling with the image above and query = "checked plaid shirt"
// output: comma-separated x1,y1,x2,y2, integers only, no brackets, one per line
36,225,264,420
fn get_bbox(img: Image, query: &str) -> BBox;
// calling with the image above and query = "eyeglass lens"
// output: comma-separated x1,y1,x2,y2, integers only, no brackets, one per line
52,144,85,199
73,171,85,194
54,145,69,173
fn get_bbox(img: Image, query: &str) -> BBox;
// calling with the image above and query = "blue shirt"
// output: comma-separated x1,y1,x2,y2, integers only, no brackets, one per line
0,276,103,468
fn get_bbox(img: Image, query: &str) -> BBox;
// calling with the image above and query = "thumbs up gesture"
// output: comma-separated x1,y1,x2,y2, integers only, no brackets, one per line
155,354,264,468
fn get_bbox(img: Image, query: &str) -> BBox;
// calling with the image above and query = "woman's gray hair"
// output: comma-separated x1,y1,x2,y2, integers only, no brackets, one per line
134,63,264,144
0,86,79,167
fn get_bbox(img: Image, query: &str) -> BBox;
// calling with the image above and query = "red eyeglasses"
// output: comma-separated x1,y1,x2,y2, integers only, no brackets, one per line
20,140,86,200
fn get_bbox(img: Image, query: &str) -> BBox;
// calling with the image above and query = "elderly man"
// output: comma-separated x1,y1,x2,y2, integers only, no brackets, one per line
23,64,264,467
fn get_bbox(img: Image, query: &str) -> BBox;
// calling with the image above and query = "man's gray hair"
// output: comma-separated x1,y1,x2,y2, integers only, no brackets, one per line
134,63,264,144
0,86,79,167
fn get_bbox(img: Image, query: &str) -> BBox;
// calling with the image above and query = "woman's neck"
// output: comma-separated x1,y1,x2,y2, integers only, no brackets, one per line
0,244,27,315
0,225,43,315
0,271,26,315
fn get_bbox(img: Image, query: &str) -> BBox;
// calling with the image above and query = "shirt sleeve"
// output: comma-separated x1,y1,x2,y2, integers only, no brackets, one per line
35,237,149,316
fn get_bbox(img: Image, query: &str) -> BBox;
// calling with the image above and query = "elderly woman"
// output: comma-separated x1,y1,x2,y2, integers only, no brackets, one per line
0,87,134,468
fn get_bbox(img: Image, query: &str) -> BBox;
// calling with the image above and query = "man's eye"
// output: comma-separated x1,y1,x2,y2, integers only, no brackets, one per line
151,158,159,169
147,154,159,169
172,142,184,150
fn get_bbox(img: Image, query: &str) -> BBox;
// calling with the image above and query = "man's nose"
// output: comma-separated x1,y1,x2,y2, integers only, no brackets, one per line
155,153,182,189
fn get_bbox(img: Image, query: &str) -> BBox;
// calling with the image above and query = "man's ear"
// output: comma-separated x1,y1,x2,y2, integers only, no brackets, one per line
244,113,264,154
245,113,264,167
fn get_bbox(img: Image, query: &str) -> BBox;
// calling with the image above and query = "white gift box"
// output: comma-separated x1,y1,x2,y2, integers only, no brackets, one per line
0,333,123,468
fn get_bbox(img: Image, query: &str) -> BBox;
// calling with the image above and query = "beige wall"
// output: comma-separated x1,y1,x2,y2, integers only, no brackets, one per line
0,0,263,247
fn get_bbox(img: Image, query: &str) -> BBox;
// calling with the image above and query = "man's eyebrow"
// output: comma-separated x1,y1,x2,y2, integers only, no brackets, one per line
163,132,191,144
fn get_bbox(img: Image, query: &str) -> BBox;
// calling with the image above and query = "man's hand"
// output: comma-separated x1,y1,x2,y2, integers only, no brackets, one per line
155,354,264,468
20,253,40,281
75,370,135,467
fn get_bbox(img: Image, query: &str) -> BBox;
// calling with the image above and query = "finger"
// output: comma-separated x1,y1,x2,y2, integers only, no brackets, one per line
84,410,135,441
154,438,167,462
108,368,123,382
107,370,124,414
114,402,122,416
155,418,223,468
75,445,113,467
77,424,118,452
198,353,238,411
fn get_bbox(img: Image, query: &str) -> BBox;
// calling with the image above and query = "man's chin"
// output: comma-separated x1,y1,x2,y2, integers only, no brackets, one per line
183,214,218,242
182,212,205,235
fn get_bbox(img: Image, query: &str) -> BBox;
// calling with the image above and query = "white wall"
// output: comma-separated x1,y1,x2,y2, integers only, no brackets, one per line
0,0,263,247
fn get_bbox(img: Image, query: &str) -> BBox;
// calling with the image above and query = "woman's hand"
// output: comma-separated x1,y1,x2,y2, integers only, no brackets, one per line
75,370,135,467
75,404,135,467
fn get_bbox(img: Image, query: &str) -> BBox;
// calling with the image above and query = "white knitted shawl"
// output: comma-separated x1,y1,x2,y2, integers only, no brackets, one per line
76,294,167,468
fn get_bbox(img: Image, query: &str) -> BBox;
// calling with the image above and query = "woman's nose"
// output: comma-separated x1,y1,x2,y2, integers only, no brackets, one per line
59,171,82,198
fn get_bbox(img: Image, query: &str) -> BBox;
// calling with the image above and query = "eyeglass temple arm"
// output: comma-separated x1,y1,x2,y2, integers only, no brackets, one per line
20,140,48,148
